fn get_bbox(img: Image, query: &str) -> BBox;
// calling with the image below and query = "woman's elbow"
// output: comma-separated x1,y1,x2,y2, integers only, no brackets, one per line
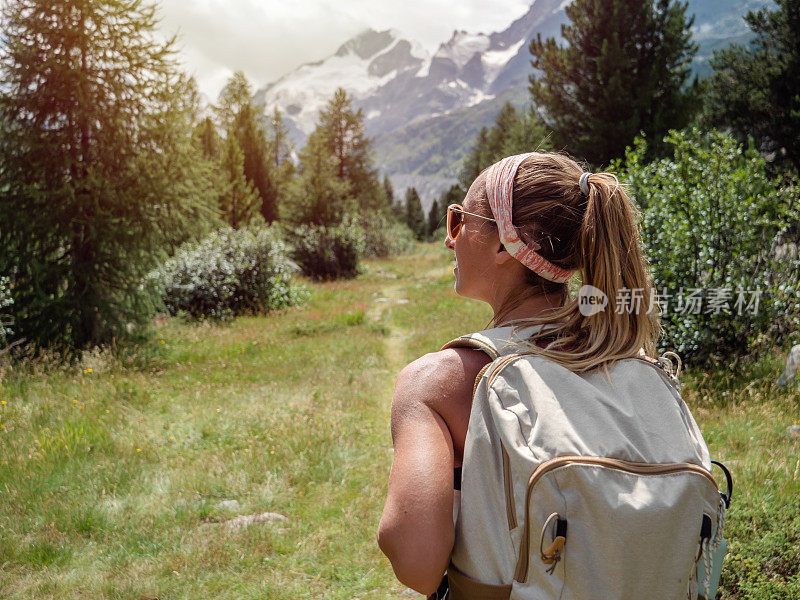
377,520,452,594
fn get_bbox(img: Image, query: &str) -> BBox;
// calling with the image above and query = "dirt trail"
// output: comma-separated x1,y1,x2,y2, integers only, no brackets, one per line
366,281,408,373
367,260,453,374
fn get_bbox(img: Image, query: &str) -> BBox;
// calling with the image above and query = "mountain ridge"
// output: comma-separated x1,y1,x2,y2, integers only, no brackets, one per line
253,0,771,207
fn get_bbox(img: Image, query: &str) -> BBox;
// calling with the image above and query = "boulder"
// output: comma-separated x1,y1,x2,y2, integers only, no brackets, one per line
777,344,800,386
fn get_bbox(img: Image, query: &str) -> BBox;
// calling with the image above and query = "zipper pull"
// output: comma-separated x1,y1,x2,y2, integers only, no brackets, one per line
539,513,568,575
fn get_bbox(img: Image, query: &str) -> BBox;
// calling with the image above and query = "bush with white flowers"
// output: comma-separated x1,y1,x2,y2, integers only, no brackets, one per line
147,225,308,320
0,276,13,343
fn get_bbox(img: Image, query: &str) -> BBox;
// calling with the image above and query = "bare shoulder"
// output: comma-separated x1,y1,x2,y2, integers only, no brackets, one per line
394,347,493,414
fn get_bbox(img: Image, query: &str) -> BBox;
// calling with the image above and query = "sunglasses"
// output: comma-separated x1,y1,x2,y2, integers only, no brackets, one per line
446,203,496,241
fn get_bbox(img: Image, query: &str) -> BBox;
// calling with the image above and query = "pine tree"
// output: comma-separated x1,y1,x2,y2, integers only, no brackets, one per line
267,107,293,169
316,88,379,209
233,102,275,222
703,0,800,176
502,106,550,157
215,72,276,222
220,136,262,228
486,102,520,159
458,102,550,189
282,130,354,226
404,187,426,241
383,174,396,211
0,0,219,353
214,70,252,134
529,0,699,166
460,126,492,190
427,198,442,239
265,107,294,218
194,116,220,161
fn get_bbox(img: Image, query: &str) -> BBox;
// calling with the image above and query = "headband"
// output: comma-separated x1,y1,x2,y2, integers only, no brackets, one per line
485,153,577,284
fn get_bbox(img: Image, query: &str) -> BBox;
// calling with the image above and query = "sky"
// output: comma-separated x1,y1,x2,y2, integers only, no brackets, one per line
156,0,533,102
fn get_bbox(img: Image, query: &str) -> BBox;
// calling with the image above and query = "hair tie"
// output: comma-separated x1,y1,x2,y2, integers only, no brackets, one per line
579,172,592,195
485,154,576,284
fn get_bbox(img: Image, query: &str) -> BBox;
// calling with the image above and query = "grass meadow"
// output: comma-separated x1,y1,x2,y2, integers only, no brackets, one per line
0,242,798,599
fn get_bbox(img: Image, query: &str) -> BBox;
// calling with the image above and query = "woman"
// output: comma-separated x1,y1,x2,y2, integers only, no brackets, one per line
376,151,667,595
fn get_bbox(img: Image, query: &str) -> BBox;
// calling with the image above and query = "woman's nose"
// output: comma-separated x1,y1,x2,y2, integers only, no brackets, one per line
444,235,455,250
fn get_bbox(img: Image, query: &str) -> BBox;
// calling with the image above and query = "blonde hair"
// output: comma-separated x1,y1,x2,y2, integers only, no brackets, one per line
473,152,662,378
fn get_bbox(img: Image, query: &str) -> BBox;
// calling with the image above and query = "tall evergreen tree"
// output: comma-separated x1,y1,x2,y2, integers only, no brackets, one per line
316,87,380,210
486,102,520,159
0,0,219,353
194,116,220,161
215,72,276,222
503,106,551,157
459,103,550,189
459,126,492,190
214,70,252,134
529,0,699,166
267,107,292,169
264,107,294,219
383,174,396,211
233,102,275,221
282,130,354,226
703,0,800,176
404,187,426,241
220,136,262,228
427,198,442,239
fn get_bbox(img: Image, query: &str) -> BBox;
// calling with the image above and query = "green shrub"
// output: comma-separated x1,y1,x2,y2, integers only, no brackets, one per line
361,212,417,258
146,226,307,320
284,215,366,280
620,128,800,368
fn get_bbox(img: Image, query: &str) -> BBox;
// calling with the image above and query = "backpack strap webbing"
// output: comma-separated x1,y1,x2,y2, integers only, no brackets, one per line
440,335,501,360
441,325,558,397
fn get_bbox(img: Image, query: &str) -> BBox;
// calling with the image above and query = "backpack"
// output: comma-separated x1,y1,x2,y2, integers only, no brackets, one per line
433,324,731,600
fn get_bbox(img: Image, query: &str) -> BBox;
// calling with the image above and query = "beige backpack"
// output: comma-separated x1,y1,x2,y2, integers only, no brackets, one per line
437,324,728,600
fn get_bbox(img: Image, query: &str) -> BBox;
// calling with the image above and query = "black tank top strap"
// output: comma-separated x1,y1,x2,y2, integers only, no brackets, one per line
453,466,462,491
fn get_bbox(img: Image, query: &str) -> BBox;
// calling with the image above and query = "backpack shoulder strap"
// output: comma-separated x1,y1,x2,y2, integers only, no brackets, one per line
441,325,556,395
440,324,555,360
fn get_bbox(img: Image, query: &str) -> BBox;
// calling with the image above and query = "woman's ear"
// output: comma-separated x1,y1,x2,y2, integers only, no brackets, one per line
495,243,516,266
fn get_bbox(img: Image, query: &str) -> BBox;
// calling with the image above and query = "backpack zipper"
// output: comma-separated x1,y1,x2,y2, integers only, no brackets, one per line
513,455,718,583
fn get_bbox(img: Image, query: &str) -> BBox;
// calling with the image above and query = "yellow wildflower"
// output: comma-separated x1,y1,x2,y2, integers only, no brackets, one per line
0,400,5,405
136,448,141,452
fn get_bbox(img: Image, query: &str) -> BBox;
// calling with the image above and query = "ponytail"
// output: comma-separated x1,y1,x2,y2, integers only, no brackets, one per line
475,153,662,377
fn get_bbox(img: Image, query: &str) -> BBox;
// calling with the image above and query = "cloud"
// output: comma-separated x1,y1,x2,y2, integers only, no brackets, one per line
155,0,531,100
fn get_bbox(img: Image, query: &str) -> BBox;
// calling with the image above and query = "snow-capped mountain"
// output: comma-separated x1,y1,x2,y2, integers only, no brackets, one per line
254,29,429,142
255,0,567,148
254,0,771,205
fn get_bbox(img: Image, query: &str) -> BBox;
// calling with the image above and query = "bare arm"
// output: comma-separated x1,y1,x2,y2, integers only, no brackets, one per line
376,348,489,593
376,352,460,595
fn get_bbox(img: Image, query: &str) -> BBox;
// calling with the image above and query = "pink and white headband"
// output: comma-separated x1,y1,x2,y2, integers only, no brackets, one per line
485,153,577,284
